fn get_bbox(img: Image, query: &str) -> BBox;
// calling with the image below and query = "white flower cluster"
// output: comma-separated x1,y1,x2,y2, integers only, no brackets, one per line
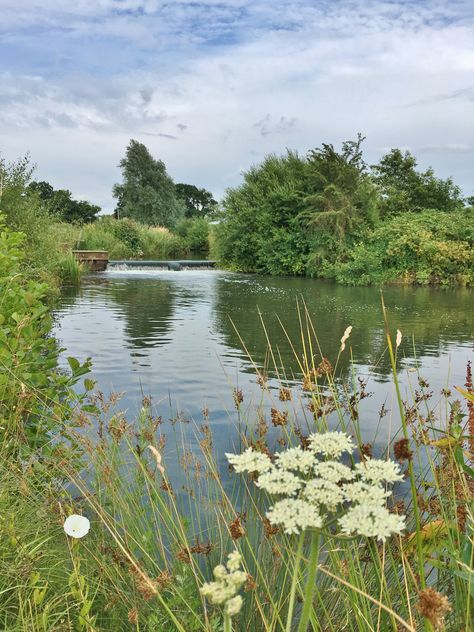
226,447,272,474
200,550,246,616
226,432,406,541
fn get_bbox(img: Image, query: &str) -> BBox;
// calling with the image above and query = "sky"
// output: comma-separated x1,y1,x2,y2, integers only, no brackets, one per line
1,0,473,212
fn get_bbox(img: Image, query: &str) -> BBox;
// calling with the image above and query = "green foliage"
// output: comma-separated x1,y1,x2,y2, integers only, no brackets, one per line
113,139,185,228
175,183,218,218
335,209,474,285
28,180,101,223
175,217,210,252
217,151,311,274
372,148,464,216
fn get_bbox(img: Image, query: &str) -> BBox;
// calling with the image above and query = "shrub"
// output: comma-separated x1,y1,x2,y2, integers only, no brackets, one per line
176,218,210,253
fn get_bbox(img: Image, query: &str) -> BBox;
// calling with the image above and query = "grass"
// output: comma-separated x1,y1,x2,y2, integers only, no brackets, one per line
0,304,472,631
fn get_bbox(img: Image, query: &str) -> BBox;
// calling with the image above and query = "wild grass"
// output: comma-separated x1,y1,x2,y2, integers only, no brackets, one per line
0,304,472,631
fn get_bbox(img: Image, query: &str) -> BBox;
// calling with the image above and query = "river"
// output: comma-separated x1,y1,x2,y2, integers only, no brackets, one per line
54,268,473,482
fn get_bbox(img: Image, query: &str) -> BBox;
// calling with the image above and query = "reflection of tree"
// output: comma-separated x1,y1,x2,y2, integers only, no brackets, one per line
63,276,177,350
213,276,474,380
107,278,177,349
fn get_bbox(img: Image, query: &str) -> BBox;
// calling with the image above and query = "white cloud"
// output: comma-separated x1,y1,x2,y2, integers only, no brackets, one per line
0,0,473,211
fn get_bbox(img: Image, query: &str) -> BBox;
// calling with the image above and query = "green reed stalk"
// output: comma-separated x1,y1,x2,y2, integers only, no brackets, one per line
297,530,322,632
286,531,305,632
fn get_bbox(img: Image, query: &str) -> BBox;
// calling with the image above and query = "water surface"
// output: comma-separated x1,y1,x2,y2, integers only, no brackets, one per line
54,269,473,477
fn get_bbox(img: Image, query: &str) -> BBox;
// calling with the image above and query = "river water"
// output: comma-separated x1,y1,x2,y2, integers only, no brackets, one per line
54,269,473,478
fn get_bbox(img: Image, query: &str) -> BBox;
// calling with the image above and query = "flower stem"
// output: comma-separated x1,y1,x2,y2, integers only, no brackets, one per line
286,531,305,632
297,531,321,632
223,613,232,632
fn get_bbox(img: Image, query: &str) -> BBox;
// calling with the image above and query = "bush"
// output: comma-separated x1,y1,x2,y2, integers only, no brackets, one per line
175,218,210,253
335,209,474,286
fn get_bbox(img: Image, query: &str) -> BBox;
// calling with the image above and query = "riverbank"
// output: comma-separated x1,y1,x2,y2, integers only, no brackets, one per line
1,214,473,630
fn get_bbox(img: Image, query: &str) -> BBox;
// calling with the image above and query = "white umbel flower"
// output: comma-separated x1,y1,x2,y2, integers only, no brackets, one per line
315,461,355,483
225,448,272,474
303,478,345,510
225,595,243,616
275,446,316,473
201,550,246,610
256,469,303,495
266,498,323,535
308,431,354,458
355,458,404,484
338,504,406,542
343,481,389,505
63,514,90,539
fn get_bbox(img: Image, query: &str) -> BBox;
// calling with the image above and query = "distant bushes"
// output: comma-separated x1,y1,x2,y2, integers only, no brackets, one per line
334,209,474,286
79,217,211,259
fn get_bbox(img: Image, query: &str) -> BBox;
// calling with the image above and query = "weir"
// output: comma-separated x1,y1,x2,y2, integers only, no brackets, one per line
107,259,218,271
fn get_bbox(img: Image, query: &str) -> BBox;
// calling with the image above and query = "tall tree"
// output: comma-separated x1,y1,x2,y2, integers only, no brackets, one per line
113,140,184,227
372,149,464,216
175,183,218,218
27,181,100,223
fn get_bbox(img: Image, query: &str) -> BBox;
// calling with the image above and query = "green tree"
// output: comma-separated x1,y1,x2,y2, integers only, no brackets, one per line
175,183,218,218
113,140,184,228
372,148,464,216
217,151,310,274
27,181,100,223
299,135,379,275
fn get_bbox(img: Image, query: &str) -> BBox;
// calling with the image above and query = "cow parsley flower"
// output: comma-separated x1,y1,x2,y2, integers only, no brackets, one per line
303,478,345,510
308,431,354,458
266,499,323,535
275,446,316,473
225,448,272,474
256,469,303,495
355,458,404,484
63,514,90,539
338,504,406,542
225,595,243,616
315,460,355,483
201,550,246,610
343,481,389,505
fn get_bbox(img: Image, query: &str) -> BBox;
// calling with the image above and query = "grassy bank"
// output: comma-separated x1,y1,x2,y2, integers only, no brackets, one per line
1,214,473,631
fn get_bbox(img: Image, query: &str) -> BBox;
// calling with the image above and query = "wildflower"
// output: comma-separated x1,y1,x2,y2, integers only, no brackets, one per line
225,595,243,616
226,550,242,572
355,458,404,484
63,514,90,539
343,481,389,506
308,431,354,458
315,460,355,483
418,588,451,630
303,478,345,510
396,329,402,348
338,504,405,542
266,499,323,535
340,325,353,352
256,469,303,495
225,447,272,474
201,551,246,610
274,446,316,473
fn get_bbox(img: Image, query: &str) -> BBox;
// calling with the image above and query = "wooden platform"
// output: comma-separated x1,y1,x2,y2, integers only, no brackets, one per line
72,250,109,271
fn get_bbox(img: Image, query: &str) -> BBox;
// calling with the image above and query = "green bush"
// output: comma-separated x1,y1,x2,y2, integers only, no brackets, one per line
175,218,210,252
335,209,474,286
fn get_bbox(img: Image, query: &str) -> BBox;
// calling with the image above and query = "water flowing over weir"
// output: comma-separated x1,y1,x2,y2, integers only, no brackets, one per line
107,259,218,271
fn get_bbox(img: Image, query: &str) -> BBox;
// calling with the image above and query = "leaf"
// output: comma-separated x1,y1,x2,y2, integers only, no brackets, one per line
455,386,474,403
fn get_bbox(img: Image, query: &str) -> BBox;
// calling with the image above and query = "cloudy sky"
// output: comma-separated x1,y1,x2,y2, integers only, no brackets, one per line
1,0,473,211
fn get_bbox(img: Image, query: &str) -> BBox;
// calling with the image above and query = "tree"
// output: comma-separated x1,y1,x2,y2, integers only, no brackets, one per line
175,183,218,218
372,149,464,216
27,181,100,223
113,140,184,228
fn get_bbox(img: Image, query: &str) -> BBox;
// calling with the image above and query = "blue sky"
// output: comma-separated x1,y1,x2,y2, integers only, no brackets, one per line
1,0,473,211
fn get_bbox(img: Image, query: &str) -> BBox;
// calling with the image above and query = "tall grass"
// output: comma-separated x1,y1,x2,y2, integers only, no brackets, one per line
0,306,472,631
